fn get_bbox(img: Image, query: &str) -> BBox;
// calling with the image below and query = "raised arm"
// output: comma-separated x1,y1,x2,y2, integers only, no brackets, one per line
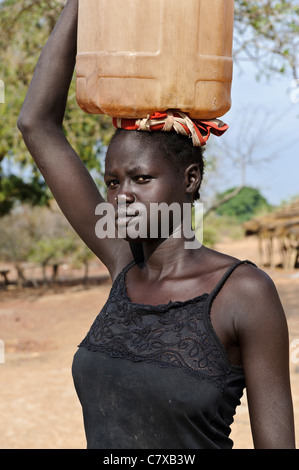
17,0,134,277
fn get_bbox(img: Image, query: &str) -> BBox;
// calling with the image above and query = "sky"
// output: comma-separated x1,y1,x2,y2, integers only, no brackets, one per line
1,1,297,207
211,61,299,207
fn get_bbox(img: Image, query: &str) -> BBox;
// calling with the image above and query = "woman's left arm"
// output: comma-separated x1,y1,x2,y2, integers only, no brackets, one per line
236,268,296,449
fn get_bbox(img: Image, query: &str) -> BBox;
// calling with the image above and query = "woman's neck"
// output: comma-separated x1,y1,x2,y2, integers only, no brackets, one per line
140,228,203,280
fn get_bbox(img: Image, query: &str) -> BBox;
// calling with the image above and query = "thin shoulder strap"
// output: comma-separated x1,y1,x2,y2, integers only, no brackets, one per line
112,258,140,284
123,259,139,273
206,260,257,308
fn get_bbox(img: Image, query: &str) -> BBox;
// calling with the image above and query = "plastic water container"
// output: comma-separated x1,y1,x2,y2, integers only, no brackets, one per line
76,0,235,119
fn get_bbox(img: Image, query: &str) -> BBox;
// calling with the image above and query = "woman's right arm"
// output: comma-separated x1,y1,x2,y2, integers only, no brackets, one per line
17,0,134,277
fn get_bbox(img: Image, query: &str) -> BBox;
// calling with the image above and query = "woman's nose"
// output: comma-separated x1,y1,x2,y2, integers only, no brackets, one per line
115,192,136,204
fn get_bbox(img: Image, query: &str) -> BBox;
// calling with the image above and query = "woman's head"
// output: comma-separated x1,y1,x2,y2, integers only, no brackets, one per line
108,128,205,201
104,129,204,241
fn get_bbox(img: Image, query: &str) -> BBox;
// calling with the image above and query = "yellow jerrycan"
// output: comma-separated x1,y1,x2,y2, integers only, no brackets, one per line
76,0,235,119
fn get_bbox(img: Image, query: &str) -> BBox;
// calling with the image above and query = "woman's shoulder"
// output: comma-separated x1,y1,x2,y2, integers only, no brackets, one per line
205,248,287,342
203,246,278,298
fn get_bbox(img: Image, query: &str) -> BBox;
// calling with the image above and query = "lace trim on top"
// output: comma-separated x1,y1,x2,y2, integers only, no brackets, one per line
79,260,254,391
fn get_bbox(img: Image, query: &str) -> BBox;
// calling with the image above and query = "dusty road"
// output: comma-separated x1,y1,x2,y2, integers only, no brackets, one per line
0,237,298,449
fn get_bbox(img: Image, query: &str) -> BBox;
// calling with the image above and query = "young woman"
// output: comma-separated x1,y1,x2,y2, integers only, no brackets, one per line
17,0,295,449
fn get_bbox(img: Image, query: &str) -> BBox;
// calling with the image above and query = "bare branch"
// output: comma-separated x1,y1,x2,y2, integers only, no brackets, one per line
204,186,244,218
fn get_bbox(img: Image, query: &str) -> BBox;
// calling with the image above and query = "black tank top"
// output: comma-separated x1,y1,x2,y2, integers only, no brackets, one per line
72,259,255,449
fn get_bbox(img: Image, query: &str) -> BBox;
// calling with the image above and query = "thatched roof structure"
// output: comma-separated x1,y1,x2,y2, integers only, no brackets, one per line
243,199,299,269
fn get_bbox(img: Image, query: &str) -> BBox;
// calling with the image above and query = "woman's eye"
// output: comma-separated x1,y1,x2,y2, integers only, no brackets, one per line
106,180,119,188
135,175,151,183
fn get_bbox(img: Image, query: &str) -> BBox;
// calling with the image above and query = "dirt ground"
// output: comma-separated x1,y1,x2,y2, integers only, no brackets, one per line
0,236,298,449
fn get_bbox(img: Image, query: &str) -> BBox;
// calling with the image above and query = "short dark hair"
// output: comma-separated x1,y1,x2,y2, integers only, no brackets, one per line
110,129,205,200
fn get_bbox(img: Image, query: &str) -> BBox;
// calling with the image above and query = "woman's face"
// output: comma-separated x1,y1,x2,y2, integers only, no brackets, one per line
104,132,197,240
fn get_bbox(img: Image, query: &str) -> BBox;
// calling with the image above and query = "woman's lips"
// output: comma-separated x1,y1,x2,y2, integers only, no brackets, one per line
115,202,146,228
116,215,137,227
115,205,140,226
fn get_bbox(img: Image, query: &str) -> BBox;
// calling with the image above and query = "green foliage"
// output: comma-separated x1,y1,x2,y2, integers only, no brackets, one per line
0,203,96,285
234,0,299,79
0,0,114,215
0,174,50,216
202,214,246,248
0,0,298,215
29,237,74,267
202,224,219,248
215,186,272,222
0,208,33,265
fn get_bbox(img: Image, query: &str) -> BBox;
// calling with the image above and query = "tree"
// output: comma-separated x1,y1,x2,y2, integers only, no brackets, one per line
0,0,113,216
234,1,299,80
0,202,97,287
215,186,272,222
29,237,75,285
0,205,39,287
0,0,298,215
70,239,96,285
0,173,50,217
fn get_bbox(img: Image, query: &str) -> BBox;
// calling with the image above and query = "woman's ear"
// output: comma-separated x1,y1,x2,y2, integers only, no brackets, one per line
184,163,202,198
